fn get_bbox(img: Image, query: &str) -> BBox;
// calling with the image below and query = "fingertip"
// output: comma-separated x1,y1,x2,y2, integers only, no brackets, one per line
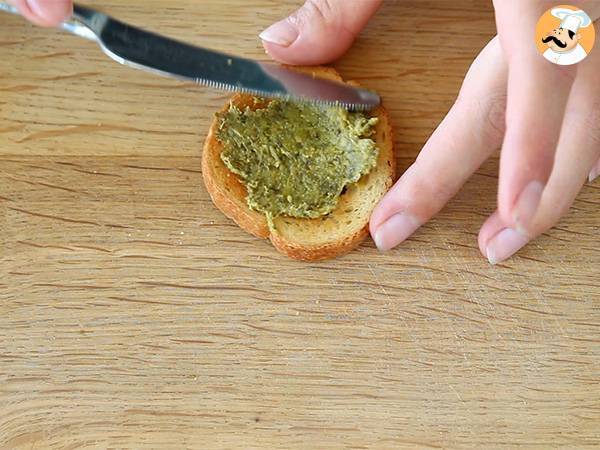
370,212,421,252
259,0,380,66
478,211,531,265
368,206,386,244
368,200,388,237
369,181,403,238
477,211,503,258
260,19,299,48
260,29,354,66
26,0,72,26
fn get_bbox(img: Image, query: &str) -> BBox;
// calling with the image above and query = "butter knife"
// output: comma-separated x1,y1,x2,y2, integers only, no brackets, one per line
0,2,380,110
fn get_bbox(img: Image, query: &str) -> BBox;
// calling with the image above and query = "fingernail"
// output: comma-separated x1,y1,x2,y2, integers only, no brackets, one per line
589,165,600,183
259,19,299,47
512,180,544,233
486,228,529,265
373,212,421,252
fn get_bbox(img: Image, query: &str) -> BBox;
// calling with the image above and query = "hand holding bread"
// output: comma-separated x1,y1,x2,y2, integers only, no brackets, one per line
260,0,600,264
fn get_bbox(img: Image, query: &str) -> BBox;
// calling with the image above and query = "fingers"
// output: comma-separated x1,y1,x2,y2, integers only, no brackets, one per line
478,212,529,265
370,37,508,251
8,0,72,26
482,127,599,264
259,0,382,65
493,1,578,234
482,138,600,264
480,43,600,263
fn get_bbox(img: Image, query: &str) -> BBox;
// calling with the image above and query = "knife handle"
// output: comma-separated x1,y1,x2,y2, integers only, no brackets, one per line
0,2,99,41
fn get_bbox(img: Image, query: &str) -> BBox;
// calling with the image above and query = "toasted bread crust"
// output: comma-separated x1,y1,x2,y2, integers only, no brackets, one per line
268,225,370,261
202,66,395,261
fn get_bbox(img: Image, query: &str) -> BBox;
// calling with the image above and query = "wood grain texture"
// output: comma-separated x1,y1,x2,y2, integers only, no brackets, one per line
1,1,599,449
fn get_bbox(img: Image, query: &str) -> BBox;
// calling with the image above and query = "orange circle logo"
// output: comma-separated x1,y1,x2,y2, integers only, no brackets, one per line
536,5,595,65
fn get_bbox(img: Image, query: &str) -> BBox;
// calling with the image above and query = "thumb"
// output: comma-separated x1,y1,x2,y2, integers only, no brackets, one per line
8,0,72,26
260,0,382,65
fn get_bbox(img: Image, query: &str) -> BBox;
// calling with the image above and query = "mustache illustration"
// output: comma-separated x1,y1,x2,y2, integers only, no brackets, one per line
542,35,567,48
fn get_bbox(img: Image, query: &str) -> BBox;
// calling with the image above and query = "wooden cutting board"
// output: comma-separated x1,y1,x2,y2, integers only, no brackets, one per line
1,1,598,448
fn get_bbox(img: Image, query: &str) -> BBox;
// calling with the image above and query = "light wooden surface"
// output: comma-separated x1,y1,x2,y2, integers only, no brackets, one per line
1,1,599,448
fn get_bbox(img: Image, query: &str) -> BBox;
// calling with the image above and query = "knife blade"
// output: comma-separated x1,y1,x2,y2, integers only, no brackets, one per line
0,2,380,110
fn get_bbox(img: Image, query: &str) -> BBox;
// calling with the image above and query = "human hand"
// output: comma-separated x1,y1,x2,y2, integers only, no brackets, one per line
260,0,600,264
7,0,72,26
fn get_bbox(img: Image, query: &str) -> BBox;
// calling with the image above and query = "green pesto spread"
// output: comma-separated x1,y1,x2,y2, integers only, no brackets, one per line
217,99,379,222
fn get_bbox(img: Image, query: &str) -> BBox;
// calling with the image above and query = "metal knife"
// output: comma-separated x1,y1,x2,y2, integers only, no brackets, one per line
0,2,380,110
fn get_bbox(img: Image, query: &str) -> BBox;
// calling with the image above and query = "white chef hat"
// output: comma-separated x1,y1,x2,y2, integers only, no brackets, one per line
551,8,592,33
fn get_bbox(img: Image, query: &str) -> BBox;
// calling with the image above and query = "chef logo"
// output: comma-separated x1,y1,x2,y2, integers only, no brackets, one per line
536,5,595,65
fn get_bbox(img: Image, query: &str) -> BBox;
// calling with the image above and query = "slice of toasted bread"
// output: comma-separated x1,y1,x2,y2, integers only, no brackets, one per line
202,66,395,261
